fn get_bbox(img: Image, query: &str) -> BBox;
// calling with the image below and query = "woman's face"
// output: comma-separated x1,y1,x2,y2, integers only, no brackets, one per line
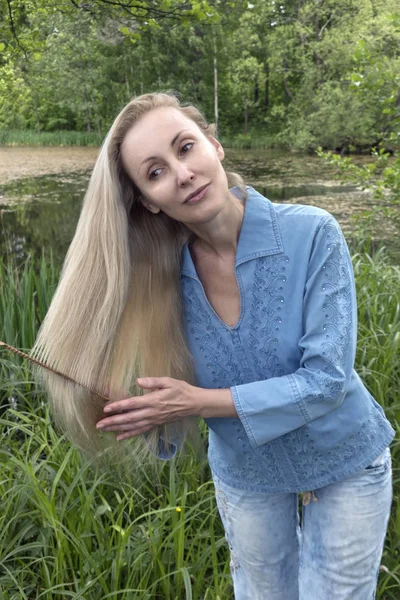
121,106,230,224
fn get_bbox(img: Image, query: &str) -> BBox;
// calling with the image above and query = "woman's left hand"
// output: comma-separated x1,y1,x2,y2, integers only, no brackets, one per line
96,377,197,441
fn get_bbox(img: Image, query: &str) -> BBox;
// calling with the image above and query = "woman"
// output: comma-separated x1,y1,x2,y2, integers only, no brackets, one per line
32,92,394,599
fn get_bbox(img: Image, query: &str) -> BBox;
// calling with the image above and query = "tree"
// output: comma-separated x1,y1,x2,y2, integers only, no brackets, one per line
1,0,400,150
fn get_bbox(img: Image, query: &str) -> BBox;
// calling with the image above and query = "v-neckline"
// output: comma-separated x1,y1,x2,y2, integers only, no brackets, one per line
188,244,243,330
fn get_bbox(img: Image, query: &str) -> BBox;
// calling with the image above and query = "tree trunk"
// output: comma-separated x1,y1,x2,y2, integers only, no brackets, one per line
83,84,92,133
140,52,144,95
32,90,41,133
264,62,269,111
214,50,218,132
254,80,259,103
283,58,296,105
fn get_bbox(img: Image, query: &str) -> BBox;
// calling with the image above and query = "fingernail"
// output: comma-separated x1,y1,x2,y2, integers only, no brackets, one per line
104,406,111,412
96,423,105,429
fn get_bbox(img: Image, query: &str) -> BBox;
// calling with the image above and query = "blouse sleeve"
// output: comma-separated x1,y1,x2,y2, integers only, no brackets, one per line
230,215,357,448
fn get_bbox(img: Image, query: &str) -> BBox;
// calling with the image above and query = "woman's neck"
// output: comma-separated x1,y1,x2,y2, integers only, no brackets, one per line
188,191,245,261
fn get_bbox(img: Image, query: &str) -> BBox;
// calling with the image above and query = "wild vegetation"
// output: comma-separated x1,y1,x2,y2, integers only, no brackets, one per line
0,243,399,599
1,1,400,598
1,0,399,152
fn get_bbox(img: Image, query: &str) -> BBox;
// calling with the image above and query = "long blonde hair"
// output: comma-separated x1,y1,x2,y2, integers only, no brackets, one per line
31,92,245,461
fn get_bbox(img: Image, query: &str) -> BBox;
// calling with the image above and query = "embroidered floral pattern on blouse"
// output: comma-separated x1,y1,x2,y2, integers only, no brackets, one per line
248,255,290,379
181,278,243,388
299,219,353,405
277,414,382,485
210,413,391,492
209,429,288,488
182,276,288,483
180,199,394,493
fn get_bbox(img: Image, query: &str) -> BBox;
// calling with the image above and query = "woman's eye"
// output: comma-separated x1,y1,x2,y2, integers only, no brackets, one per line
180,142,194,155
149,168,162,180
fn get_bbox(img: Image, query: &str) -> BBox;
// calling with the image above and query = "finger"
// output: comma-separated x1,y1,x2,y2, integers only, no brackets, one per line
101,420,150,432
116,425,152,441
97,408,151,429
104,387,164,413
104,396,143,414
136,377,172,390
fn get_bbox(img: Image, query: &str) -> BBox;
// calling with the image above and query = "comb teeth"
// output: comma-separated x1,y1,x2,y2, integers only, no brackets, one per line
0,341,110,402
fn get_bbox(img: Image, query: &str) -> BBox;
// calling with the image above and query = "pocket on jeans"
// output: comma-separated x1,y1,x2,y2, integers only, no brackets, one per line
364,447,391,474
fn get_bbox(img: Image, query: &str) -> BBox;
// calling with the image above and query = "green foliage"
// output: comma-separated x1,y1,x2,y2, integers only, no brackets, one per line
316,9,400,243
317,148,400,201
1,0,400,148
0,254,57,353
0,248,399,597
0,253,230,598
0,407,230,598
0,129,103,146
317,146,400,254
220,132,274,150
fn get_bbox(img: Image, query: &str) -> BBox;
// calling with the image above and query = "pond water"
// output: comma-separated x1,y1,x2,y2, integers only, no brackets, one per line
0,147,398,266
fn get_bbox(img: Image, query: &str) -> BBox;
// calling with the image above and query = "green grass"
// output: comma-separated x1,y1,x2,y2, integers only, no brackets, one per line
0,129,276,150
0,410,229,599
0,130,104,147
0,246,399,599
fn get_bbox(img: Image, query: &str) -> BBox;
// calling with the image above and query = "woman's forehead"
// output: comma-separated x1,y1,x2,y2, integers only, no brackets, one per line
123,107,199,156
120,107,205,178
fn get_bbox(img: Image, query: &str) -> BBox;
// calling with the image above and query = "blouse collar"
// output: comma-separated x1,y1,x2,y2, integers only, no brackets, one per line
181,186,283,279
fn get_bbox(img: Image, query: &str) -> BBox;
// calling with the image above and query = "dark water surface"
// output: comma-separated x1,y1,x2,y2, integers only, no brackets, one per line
0,172,89,265
1,149,398,266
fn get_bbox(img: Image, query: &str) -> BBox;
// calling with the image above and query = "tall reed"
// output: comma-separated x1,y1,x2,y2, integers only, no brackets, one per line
0,130,104,147
0,247,399,599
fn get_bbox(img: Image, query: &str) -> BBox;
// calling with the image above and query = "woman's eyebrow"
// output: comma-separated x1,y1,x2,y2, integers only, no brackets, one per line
140,130,188,167
171,129,187,148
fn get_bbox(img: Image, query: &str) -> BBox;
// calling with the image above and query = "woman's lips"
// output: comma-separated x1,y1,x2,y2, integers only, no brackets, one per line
184,184,210,204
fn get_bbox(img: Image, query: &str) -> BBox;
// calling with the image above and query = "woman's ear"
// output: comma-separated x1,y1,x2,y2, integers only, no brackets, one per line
208,135,225,161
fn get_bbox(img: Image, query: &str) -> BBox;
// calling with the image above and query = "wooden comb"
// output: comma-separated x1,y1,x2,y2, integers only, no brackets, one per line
0,340,110,402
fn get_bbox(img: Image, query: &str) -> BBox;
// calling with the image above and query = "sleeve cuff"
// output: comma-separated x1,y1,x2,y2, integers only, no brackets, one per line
230,374,309,448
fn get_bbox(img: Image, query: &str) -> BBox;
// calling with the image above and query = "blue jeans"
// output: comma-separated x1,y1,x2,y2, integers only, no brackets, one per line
213,447,392,600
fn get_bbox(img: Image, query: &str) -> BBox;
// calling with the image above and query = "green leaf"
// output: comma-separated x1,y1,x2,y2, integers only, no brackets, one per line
95,505,111,518
111,524,126,536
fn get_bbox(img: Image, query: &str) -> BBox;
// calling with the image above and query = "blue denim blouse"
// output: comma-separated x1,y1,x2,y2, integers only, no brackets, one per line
178,186,394,493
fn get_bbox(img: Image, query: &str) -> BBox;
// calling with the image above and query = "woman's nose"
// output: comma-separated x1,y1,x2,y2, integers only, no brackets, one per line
175,162,195,187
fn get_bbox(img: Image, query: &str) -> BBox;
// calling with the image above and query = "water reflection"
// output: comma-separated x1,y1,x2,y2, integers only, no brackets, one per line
257,184,356,201
1,172,87,265
0,150,398,266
